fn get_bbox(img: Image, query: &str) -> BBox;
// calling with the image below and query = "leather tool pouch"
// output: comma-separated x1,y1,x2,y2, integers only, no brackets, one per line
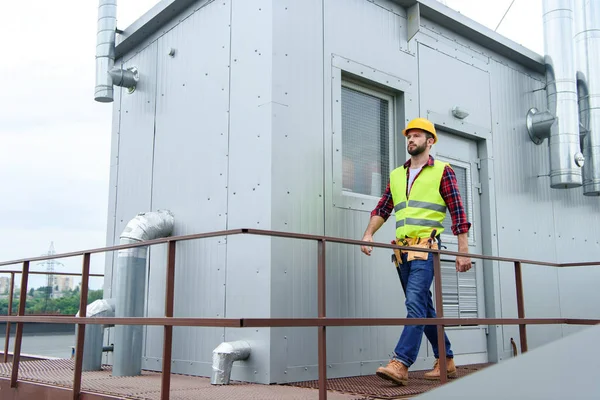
401,238,438,262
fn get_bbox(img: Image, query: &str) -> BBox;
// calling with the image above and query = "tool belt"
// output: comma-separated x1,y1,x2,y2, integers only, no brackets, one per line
394,237,438,263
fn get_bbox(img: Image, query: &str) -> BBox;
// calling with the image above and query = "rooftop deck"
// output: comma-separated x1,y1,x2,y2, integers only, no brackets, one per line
0,358,491,399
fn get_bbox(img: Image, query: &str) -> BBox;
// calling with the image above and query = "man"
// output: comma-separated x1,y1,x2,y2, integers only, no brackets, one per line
360,117,472,386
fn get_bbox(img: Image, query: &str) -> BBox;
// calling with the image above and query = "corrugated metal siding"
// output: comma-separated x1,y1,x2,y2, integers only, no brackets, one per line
269,0,325,384
111,42,158,291
104,86,123,299
223,0,274,384
142,0,231,377
489,59,563,353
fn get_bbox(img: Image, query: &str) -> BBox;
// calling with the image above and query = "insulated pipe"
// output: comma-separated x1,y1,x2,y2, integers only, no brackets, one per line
575,0,600,195
211,341,251,385
95,0,117,103
542,0,584,188
113,210,174,377
78,299,115,371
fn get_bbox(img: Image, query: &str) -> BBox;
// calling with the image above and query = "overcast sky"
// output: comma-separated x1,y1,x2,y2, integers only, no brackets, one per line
0,0,542,290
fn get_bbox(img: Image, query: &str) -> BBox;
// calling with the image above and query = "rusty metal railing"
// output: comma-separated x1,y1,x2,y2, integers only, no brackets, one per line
0,228,598,400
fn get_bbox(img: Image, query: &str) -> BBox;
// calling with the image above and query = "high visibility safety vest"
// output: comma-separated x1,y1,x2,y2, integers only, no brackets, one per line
390,160,447,239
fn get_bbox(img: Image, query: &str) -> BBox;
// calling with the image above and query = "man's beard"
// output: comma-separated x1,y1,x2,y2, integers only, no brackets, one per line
407,142,427,156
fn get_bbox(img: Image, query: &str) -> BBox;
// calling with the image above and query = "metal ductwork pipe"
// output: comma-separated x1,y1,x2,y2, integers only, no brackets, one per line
211,341,251,385
95,0,117,103
78,299,115,371
113,210,174,377
575,0,600,195
540,0,584,188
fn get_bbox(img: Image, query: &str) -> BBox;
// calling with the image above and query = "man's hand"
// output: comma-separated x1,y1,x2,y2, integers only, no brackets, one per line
361,234,374,256
456,256,472,272
456,232,471,272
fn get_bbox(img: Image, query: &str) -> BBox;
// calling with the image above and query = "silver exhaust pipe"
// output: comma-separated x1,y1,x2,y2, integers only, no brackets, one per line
94,0,117,102
574,0,600,195
529,0,584,187
113,210,174,377
211,341,251,385
78,298,115,371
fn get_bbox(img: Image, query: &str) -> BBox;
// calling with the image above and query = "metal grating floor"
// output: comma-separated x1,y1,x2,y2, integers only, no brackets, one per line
288,363,492,399
0,359,491,399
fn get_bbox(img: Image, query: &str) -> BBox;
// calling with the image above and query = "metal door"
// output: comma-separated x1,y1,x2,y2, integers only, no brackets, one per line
429,129,487,365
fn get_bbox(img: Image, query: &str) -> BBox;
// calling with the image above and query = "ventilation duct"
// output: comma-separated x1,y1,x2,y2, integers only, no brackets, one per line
211,341,251,385
113,210,174,377
95,0,139,103
78,299,115,371
95,0,117,102
527,0,584,188
575,0,600,195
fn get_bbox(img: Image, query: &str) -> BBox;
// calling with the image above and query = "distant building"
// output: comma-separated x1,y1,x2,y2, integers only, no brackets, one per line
53,276,73,293
0,277,9,294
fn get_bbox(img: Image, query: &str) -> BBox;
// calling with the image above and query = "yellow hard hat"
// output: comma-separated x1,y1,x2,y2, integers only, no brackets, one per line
402,117,437,144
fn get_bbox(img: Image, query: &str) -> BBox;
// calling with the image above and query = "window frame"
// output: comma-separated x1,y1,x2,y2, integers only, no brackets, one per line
333,80,396,211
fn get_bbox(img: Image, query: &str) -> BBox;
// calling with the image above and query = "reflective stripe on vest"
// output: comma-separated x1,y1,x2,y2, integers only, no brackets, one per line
390,160,447,238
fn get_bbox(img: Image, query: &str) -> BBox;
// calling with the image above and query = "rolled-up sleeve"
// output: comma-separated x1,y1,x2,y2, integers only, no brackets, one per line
439,166,471,235
371,183,394,221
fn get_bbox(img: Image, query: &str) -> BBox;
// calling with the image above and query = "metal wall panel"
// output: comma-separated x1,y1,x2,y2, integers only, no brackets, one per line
224,0,275,384
104,86,123,299
321,0,424,379
488,59,563,355
110,43,158,292
268,0,325,384
105,42,158,368
418,44,491,131
141,0,231,376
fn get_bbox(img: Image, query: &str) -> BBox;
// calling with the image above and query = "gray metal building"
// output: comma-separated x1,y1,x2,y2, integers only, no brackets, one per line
99,0,600,385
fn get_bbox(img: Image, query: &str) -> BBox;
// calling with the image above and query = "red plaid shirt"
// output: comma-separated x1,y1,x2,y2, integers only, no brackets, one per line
371,156,471,235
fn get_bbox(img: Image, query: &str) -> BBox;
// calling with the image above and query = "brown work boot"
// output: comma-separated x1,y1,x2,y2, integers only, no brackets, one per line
376,359,409,386
424,357,457,380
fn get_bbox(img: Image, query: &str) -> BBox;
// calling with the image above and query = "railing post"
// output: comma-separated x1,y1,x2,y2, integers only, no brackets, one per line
514,261,528,353
433,252,447,384
317,239,327,400
11,261,29,388
161,240,177,400
72,253,91,400
4,272,15,363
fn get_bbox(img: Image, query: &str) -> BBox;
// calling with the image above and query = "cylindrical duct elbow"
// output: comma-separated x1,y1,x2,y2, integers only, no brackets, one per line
113,210,174,377
95,0,117,103
575,0,600,195
78,299,115,371
211,341,251,385
543,0,583,188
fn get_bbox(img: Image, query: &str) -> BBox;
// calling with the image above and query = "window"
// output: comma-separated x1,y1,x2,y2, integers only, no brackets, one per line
340,82,393,198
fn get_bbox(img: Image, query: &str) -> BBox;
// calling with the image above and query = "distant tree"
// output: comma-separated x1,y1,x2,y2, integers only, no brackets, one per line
0,289,103,316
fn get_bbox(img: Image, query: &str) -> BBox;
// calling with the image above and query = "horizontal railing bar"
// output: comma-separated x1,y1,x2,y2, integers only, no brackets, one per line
565,318,600,325
0,229,247,267
244,229,564,266
240,317,598,327
0,316,244,327
0,270,103,277
0,316,596,327
558,261,600,267
1,227,599,269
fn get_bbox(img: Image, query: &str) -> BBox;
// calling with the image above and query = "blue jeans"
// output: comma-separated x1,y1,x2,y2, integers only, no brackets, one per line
393,250,453,367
